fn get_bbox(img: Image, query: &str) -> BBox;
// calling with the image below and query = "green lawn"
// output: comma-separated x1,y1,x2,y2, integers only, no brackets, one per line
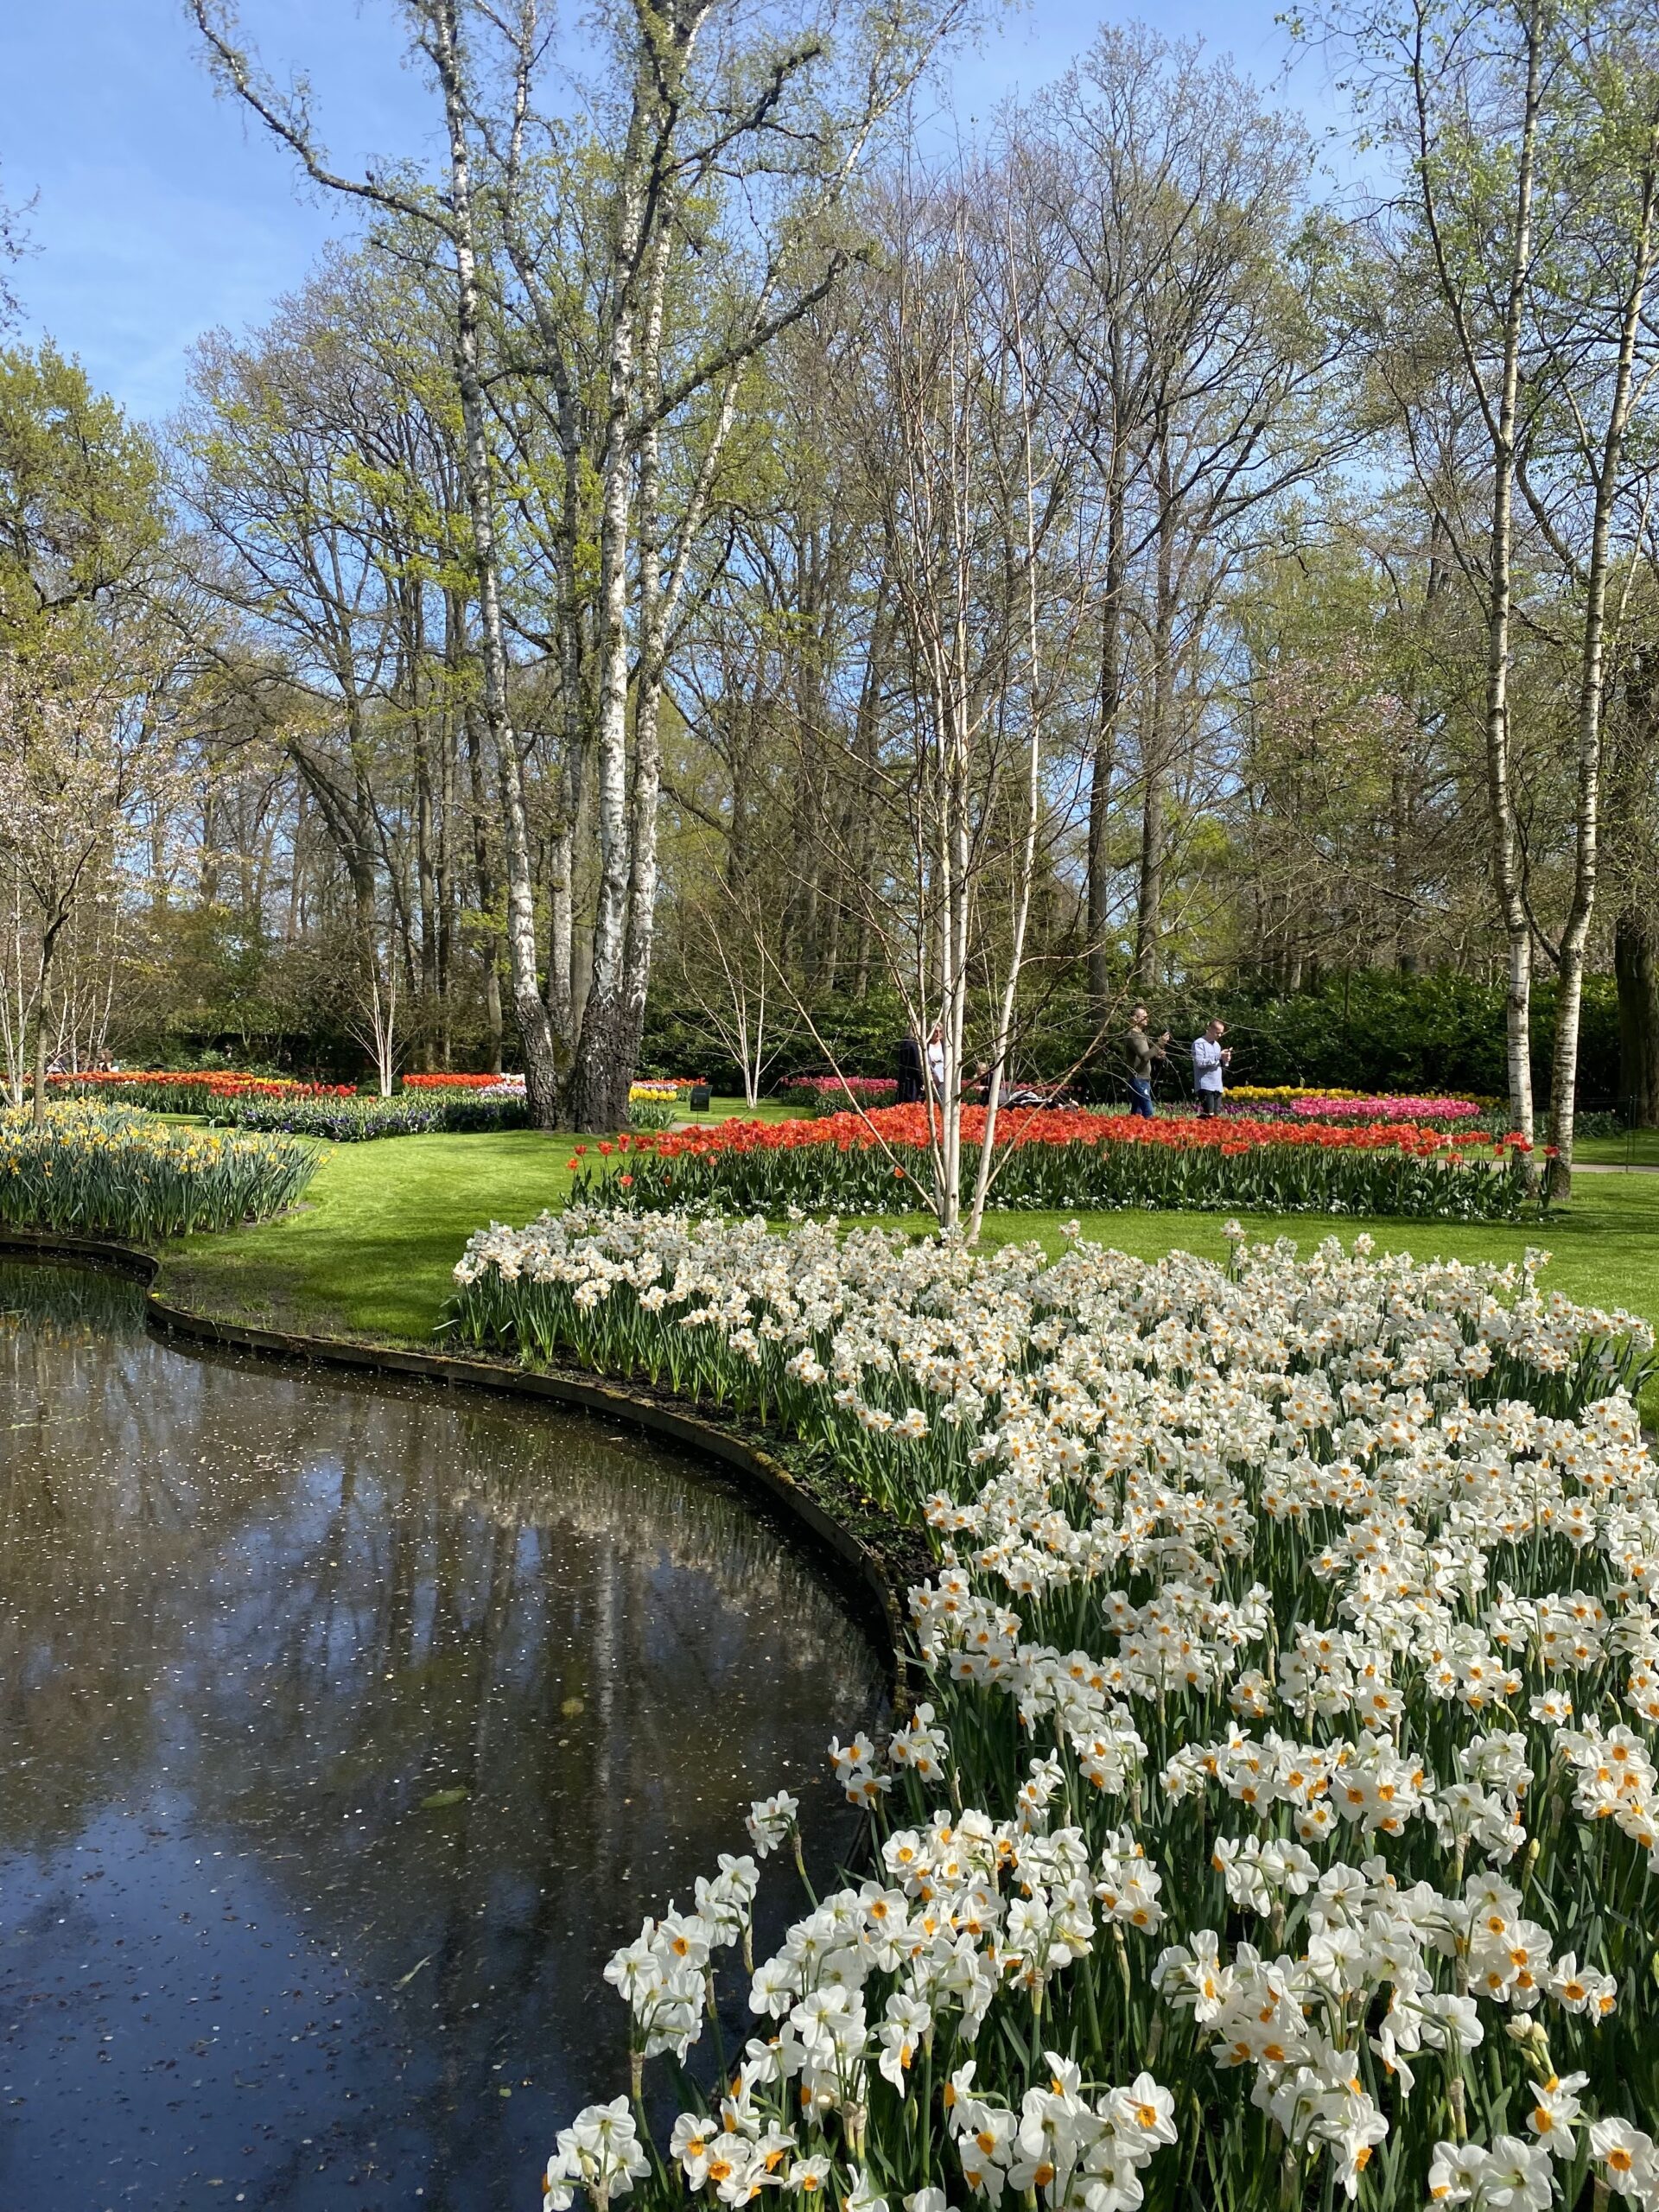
160,1128,588,1341
151,1109,1659,1424
1578,1129,1659,1166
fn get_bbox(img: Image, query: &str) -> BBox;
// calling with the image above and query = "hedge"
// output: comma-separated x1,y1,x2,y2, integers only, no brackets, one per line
639,970,1624,1109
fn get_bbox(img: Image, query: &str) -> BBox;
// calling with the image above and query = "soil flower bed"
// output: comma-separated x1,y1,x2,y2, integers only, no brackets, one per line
0,1102,318,1237
570,1105,1535,1223
445,1208,1659,2210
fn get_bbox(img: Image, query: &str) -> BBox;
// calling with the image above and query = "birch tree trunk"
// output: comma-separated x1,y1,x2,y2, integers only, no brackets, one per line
1544,141,1659,1196
1406,0,1545,1149
427,0,561,1125
565,99,648,1135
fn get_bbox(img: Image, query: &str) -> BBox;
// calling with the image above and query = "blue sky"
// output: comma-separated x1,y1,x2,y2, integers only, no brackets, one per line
1,0,1338,425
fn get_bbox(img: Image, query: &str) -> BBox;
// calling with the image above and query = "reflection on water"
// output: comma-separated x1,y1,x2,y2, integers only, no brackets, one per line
0,1260,885,2210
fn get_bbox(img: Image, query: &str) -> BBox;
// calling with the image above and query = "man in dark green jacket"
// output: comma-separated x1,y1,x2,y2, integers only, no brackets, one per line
1126,1006,1168,1118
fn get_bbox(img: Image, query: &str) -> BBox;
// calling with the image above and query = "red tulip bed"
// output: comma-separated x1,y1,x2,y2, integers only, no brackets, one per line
402,1072,519,1090
568,1103,1540,1221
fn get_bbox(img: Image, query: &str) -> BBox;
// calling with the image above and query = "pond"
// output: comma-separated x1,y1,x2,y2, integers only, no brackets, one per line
0,1259,887,2211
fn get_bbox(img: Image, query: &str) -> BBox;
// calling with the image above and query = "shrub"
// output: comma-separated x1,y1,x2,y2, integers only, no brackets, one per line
639,971,1627,1107
0,1104,318,1238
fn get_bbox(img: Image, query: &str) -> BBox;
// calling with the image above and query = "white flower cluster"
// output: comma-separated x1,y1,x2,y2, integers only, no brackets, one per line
501,1214,1659,2211
454,1214,1649,1484
585,1790,1179,2212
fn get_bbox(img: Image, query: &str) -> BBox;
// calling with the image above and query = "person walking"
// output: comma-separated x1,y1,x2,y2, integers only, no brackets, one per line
1191,1019,1231,1117
924,1022,946,1096
895,1029,924,1104
1125,1006,1167,1118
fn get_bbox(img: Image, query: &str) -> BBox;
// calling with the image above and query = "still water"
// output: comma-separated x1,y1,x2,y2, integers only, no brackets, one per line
0,1260,886,2212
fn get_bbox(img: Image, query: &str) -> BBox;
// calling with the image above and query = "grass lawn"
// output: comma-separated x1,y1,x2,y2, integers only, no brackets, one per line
151,1103,1659,1421
1578,1129,1659,1166
160,1128,588,1342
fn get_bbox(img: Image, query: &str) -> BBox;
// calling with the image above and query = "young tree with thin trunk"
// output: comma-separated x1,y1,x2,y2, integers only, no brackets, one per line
1517,36,1659,1193
1027,30,1344,999
1334,0,1659,1180
1328,0,1555,1148
820,167,1090,1238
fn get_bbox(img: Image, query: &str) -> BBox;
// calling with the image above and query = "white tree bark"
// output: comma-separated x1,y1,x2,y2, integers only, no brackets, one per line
1409,0,1545,1152
426,0,562,1126
1544,137,1659,1194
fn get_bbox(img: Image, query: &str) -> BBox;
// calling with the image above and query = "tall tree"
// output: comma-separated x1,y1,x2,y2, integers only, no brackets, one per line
1027,29,1343,995
192,0,566,1124
0,344,168,1118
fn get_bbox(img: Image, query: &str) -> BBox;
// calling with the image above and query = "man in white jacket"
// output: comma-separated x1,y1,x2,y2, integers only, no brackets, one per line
1191,1020,1231,1117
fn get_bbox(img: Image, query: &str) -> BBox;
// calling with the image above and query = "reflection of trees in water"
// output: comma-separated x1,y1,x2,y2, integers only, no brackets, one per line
0,1263,883,2164
0,1257,147,1340
0,1262,204,1840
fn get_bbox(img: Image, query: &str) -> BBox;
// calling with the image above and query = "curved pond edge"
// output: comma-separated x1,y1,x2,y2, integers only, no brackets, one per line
0,1228,920,1713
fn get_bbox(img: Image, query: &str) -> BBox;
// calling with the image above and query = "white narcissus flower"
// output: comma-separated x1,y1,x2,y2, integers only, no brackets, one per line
876,1993,932,2093
1526,2071,1589,2158
745,1790,799,1858
1103,2073,1177,2157
844,2170,888,2212
1477,2136,1554,2212
1589,2116,1659,2201
1427,2139,1489,2205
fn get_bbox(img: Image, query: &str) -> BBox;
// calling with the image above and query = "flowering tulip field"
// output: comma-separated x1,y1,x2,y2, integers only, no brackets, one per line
447,1208,1659,2212
0,1103,318,1238
784,1077,902,1115
1287,1096,1484,1124
48,1069,354,1112
570,1108,1535,1224
1217,1096,1487,1127
1230,1087,1374,1103
403,1071,505,1089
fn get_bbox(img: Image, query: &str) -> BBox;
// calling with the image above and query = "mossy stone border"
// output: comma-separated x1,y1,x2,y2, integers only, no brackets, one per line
0,1229,918,1710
